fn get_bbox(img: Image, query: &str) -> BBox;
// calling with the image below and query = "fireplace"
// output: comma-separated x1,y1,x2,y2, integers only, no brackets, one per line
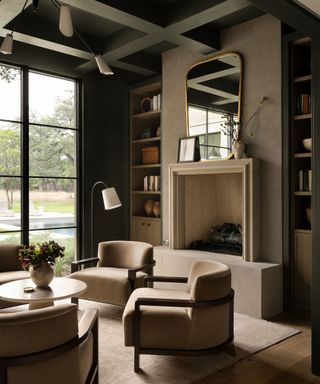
169,159,260,262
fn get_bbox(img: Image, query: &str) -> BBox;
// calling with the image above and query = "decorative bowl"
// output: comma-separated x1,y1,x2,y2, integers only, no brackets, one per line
303,138,311,151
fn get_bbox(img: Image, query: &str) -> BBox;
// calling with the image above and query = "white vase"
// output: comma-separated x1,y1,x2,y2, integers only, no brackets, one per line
232,141,245,159
30,261,54,288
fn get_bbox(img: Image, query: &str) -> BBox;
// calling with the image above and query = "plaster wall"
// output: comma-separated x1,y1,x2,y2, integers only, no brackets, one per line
161,14,282,263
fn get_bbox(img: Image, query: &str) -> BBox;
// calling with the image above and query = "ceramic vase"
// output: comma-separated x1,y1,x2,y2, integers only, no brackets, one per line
232,141,245,159
153,201,160,218
30,261,54,288
144,200,154,217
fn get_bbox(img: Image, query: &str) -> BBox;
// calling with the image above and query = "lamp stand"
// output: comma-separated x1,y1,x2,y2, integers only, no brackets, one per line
90,181,107,258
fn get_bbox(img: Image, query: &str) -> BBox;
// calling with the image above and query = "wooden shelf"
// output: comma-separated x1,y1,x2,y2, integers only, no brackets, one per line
132,110,161,120
132,191,161,195
132,164,161,169
294,191,312,196
294,114,312,120
294,152,312,158
132,216,160,221
132,137,161,144
294,229,312,234
294,75,312,83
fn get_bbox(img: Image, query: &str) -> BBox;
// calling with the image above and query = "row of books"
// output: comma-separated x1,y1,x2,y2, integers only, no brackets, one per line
298,169,312,192
151,93,161,111
296,93,311,115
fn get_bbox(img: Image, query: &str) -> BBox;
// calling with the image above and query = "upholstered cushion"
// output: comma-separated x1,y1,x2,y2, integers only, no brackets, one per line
0,244,24,272
98,241,153,272
71,267,147,306
0,270,30,285
187,260,231,301
123,287,192,349
0,304,78,356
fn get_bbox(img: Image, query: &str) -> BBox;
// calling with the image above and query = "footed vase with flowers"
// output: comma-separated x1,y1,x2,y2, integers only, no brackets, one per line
19,241,65,288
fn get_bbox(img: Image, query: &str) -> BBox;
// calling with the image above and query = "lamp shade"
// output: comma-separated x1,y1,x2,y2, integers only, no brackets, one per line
59,5,74,37
0,34,13,55
102,187,121,210
95,55,114,75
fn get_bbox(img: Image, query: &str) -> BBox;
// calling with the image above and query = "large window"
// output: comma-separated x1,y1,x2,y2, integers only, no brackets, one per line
188,106,232,159
0,64,80,275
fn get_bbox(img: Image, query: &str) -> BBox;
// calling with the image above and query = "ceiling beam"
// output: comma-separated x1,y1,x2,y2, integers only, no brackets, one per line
248,0,320,36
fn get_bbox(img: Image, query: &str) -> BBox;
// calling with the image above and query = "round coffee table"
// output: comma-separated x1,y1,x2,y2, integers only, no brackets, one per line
0,277,87,310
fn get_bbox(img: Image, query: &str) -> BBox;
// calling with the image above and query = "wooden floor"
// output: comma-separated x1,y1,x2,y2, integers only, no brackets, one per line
195,312,320,384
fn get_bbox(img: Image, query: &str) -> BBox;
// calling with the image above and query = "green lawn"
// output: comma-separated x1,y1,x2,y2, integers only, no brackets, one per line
12,201,74,214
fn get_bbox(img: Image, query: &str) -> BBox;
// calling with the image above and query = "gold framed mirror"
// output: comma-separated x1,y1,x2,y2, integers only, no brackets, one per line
186,52,242,160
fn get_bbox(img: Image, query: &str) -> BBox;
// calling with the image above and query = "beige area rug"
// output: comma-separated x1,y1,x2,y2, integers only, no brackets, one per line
79,301,300,384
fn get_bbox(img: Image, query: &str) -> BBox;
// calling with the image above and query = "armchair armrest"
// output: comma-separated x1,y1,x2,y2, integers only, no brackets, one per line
71,258,99,273
144,275,188,287
127,260,156,284
78,309,98,340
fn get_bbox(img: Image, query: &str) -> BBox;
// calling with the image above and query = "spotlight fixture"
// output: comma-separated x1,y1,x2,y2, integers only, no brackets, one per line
0,0,114,76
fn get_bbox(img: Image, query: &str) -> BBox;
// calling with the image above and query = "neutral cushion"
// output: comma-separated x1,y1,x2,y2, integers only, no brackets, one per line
123,287,192,349
0,270,30,285
71,267,148,306
0,244,24,272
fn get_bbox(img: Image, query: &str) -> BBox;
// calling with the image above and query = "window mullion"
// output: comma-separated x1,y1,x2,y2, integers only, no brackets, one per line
21,67,29,245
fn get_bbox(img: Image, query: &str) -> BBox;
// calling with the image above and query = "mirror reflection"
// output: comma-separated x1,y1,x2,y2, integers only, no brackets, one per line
186,53,242,160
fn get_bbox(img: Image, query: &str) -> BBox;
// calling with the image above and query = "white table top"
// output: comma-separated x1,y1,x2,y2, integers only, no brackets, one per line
0,277,87,304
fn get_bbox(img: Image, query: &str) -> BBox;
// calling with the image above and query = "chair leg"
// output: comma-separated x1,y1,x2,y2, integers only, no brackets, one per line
134,346,140,372
226,342,236,356
71,297,79,305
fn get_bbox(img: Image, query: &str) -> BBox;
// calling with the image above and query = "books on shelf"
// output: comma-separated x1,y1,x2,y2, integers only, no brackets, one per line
298,169,312,192
296,93,311,115
152,93,161,111
143,175,160,191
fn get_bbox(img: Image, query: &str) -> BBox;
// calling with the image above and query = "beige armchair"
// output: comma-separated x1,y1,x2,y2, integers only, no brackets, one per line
0,244,29,309
123,260,234,372
70,241,155,306
0,304,98,384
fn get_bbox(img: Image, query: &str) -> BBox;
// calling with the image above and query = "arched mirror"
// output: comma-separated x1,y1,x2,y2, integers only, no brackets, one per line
186,52,242,160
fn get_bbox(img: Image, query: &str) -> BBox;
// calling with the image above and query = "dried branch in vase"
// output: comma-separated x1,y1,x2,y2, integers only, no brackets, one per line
220,97,267,144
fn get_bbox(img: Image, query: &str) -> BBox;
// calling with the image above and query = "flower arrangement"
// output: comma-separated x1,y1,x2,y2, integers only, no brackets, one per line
19,240,65,270
220,97,266,144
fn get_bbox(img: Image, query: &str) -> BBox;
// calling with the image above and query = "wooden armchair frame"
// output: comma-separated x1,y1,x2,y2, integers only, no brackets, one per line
0,310,99,384
133,275,234,372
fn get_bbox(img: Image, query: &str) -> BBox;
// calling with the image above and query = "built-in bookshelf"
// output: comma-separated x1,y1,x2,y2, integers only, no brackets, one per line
290,37,312,308
130,82,161,246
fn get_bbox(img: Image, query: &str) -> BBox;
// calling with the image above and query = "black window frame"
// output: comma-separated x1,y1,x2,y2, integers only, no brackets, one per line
0,61,82,260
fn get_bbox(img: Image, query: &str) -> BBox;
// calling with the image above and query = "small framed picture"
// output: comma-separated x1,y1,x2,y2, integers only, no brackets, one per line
178,136,200,163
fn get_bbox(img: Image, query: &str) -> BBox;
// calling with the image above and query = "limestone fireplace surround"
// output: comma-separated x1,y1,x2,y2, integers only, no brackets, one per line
154,158,282,319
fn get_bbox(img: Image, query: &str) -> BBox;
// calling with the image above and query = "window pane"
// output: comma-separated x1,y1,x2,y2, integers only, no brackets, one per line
29,178,75,230
29,126,76,177
208,111,225,133
0,122,21,176
0,231,21,244
0,177,21,231
29,72,76,128
29,229,76,276
188,106,206,135
0,65,21,121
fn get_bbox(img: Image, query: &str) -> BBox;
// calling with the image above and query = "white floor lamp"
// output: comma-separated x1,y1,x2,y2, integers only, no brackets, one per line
90,181,122,257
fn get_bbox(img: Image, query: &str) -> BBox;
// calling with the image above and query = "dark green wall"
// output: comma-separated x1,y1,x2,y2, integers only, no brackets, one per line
82,70,130,258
